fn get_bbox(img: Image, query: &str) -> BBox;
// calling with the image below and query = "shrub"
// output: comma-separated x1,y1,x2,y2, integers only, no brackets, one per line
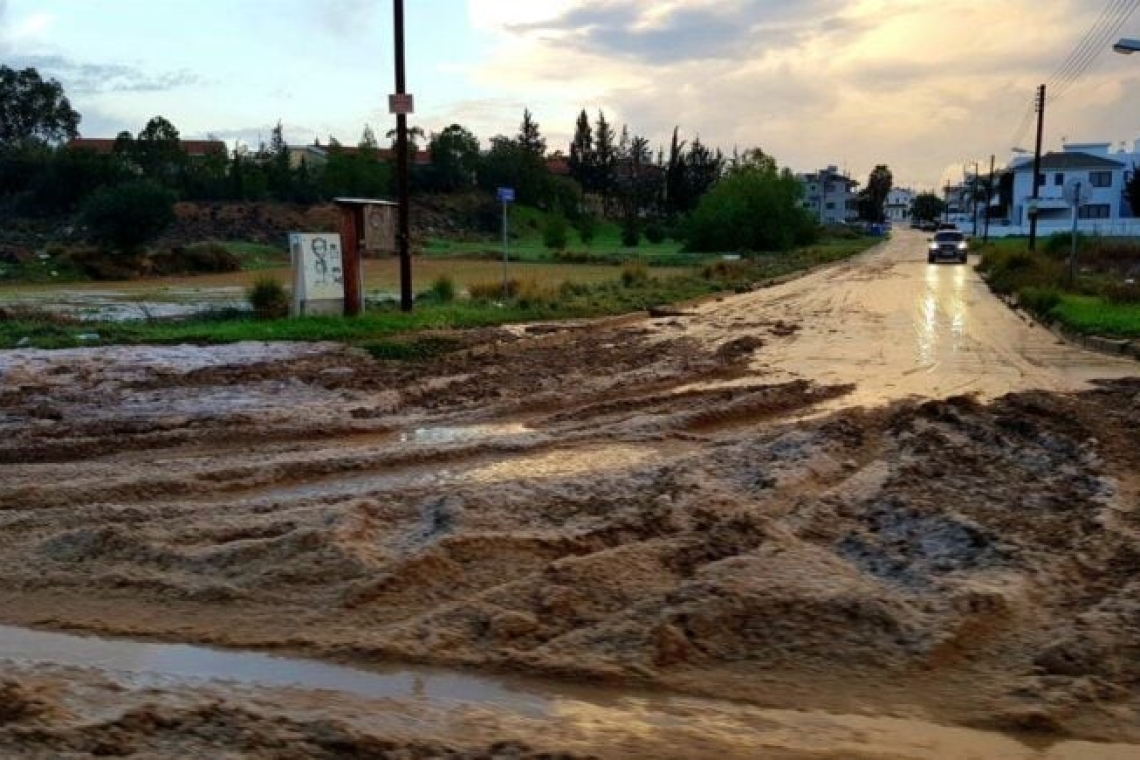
247,276,290,319
468,278,518,301
543,214,569,250
515,278,560,309
81,180,175,254
684,165,817,252
429,274,456,303
1043,231,1088,258
150,243,242,276
1100,279,1140,304
621,261,650,287
621,217,640,247
576,215,597,245
644,221,666,244
1018,286,1061,316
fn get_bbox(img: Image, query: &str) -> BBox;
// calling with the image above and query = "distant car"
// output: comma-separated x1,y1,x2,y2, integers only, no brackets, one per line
928,230,969,264
919,221,938,232
937,223,958,231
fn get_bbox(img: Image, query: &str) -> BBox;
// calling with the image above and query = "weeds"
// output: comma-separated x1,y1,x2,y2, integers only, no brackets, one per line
247,276,290,319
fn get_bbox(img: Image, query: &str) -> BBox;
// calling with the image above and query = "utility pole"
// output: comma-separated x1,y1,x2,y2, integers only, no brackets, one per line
971,161,980,237
394,0,413,312
984,154,995,243
1028,84,1046,252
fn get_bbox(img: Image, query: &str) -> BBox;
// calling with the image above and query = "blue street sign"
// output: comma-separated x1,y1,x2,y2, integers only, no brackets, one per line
497,187,515,203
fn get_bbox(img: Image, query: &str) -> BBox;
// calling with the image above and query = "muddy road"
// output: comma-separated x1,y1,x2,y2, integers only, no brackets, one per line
2,230,1140,757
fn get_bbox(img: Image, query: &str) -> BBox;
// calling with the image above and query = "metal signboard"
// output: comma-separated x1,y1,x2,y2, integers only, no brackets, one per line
364,203,397,254
497,187,515,203
388,93,415,115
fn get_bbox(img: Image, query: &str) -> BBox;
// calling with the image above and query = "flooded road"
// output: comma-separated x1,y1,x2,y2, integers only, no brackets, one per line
668,229,1137,408
2,230,1140,756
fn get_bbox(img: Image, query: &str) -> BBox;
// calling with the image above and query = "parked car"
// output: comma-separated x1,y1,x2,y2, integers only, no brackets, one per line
927,230,969,264
919,221,938,232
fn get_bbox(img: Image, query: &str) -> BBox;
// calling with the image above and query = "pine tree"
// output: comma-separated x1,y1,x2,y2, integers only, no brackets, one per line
518,108,546,158
568,109,594,190
594,110,616,208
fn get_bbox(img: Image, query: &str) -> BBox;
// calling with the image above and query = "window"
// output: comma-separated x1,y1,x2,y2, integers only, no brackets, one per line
825,202,836,210
1054,173,1065,186
1078,204,1111,219
1090,171,1112,188
1036,173,1046,187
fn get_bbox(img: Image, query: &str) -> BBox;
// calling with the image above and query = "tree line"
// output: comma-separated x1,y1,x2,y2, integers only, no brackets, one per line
1,64,898,254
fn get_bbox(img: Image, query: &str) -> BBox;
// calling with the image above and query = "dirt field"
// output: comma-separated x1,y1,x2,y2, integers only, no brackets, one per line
2,232,1140,757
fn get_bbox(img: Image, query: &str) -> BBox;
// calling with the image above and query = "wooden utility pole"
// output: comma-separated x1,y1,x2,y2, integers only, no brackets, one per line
984,154,995,243
394,0,412,312
1028,84,1046,252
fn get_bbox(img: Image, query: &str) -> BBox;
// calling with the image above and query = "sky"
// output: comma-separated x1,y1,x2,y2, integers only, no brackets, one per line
2,0,1140,190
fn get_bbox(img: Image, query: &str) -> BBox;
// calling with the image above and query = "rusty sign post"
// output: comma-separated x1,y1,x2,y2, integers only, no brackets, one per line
334,198,397,316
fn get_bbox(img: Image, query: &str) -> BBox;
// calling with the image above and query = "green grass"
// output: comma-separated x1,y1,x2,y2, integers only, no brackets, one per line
1051,295,1140,338
0,233,878,351
977,236,1140,336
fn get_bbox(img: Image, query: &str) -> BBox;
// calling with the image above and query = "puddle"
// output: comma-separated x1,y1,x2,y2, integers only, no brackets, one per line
398,423,531,444
0,624,554,716
1,289,249,322
1,625,1134,758
221,444,655,505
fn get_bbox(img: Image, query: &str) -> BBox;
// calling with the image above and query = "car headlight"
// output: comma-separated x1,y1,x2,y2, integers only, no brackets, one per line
957,242,968,250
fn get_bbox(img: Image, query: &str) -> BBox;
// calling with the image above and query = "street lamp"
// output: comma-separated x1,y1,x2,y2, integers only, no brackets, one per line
1114,38,1140,54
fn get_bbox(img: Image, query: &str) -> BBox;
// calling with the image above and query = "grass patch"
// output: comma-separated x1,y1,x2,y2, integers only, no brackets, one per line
0,233,875,350
977,236,1140,336
1051,295,1140,338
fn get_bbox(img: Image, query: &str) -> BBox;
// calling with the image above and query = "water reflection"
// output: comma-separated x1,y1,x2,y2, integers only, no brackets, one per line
917,265,969,368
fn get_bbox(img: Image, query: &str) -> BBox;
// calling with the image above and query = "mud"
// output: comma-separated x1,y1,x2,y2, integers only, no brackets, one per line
2,231,1140,756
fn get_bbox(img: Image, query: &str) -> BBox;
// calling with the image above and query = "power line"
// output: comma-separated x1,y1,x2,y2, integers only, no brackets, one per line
1046,0,1127,89
1047,0,1140,104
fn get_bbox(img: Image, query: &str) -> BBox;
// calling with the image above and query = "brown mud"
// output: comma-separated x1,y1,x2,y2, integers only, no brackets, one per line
2,232,1140,756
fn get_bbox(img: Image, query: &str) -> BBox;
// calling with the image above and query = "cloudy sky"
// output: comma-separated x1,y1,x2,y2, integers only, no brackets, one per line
2,0,1139,190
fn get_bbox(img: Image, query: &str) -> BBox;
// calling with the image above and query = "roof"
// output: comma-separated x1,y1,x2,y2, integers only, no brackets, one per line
1011,151,1125,171
66,137,227,156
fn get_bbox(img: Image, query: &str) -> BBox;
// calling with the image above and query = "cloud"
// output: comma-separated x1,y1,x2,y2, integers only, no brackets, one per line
457,0,1140,189
7,54,203,94
506,1,847,64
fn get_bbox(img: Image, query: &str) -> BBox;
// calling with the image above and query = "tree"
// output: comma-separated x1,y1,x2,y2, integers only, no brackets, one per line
568,109,594,189
428,124,480,192
518,108,546,158
0,66,81,147
685,158,816,253
81,179,175,254
593,110,616,201
1127,163,1140,216
359,123,379,151
860,164,893,222
133,116,186,186
912,192,946,222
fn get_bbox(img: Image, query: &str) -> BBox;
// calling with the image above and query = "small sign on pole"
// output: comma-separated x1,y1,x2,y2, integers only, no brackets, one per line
498,188,514,298
388,93,415,115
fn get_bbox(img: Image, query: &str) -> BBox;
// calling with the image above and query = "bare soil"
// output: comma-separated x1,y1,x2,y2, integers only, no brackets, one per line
2,235,1139,756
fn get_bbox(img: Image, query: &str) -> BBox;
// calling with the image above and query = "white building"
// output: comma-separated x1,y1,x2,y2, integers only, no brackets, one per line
991,140,1139,237
796,166,859,225
884,188,915,222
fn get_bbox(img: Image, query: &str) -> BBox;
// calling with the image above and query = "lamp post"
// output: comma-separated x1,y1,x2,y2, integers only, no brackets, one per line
1113,38,1140,54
